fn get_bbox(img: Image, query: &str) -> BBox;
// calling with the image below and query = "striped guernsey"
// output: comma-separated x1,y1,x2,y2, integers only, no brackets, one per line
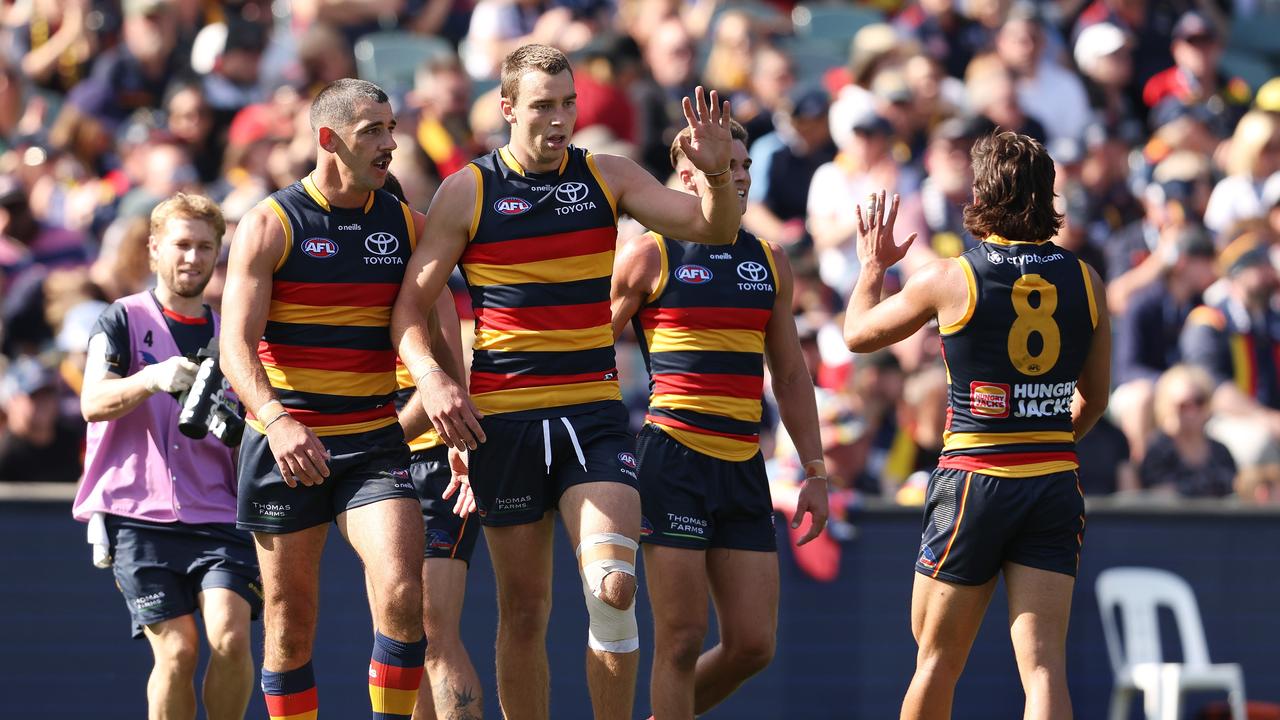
255,174,416,436
634,229,777,461
460,145,622,419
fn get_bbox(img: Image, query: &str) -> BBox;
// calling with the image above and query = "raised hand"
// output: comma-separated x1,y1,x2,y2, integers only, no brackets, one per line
677,85,732,176
855,190,917,274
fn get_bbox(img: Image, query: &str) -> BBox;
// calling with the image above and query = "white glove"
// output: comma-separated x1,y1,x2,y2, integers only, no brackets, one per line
140,356,199,394
87,512,112,568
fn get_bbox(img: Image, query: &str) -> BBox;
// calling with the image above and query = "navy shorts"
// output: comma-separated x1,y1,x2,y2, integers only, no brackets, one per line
468,401,638,527
915,467,1086,585
106,515,262,638
413,445,481,565
236,423,415,533
635,424,777,552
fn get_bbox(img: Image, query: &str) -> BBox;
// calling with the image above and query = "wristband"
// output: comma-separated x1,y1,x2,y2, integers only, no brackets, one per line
802,458,827,476
258,399,284,419
803,475,828,483
263,410,291,431
704,166,731,178
413,365,446,385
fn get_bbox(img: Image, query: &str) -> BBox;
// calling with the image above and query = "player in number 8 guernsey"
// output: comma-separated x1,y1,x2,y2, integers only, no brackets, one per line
841,132,1111,719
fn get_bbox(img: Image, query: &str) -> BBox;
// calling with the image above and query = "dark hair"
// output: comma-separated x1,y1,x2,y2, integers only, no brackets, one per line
309,78,389,132
500,44,572,104
962,131,1063,242
669,119,749,171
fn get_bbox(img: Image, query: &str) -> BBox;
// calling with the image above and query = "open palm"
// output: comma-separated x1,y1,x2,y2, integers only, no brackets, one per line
677,85,732,175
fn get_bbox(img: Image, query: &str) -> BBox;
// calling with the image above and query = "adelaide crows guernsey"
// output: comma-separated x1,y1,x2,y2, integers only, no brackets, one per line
394,362,444,452
938,235,1098,477
460,145,622,419
255,175,416,436
634,229,777,461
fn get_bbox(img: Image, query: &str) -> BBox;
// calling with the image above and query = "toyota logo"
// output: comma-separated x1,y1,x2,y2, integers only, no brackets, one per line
737,261,768,282
365,232,399,256
555,182,590,204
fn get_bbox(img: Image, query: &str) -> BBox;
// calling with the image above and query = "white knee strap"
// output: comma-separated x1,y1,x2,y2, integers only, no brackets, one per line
576,532,639,653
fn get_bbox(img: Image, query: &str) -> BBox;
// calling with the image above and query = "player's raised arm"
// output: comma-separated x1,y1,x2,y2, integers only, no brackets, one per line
391,168,485,451
598,87,739,246
609,232,663,341
221,204,330,486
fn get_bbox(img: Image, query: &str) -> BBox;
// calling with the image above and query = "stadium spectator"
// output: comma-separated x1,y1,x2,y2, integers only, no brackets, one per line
737,44,797,146
162,82,221,185
1073,22,1139,132
409,55,483,180
570,35,642,146
1143,10,1250,138
744,85,837,247
1110,224,1219,460
188,15,271,132
0,173,92,286
1180,233,1280,470
914,114,982,257
2,0,99,95
72,192,259,718
1204,110,1280,234
0,354,83,482
462,0,597,80
634,16,702,177
966,55,1048,144
993,5,1091,145
702,9,759,95
896,0,991,80
1140,363,1239,497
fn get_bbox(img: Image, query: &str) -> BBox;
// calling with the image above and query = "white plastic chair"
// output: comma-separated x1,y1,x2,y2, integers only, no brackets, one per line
1095,567,1247,720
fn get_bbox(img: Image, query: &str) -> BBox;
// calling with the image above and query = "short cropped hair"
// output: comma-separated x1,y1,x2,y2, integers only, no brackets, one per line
500,44,572,104
669,119,749,171
962,131,1063,242
150,192,226,242
309,78,389,132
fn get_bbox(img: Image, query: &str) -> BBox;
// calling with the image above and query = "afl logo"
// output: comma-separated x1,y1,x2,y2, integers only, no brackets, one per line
555,181,590,204
365,232,399,256
302,237,338,258
494,196,532,215
675,264,713,284
618,452,638,469
736,261,769,282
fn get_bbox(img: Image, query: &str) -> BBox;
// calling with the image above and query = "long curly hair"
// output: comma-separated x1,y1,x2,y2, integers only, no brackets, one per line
962,131,1063,242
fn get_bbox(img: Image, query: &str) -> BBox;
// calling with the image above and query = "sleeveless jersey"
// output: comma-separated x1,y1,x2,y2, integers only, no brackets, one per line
255,175,417,436
937,235,1098,477
460,145,622,419
634,229,777,461
394,362,444,452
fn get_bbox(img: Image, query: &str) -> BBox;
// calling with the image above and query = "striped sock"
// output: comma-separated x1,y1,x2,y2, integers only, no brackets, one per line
262,662,318,720
369,631,427,719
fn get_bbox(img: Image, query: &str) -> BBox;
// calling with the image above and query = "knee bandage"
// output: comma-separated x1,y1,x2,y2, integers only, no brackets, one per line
576,532,639,653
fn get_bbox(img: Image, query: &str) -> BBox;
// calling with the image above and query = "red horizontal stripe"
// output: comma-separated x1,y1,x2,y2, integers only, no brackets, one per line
274,404,397,428
162,307,209,325
462,226,615,266
652,372,762,400
259,341,396,373
265,688,318,717
369,660,424,690
470,369,614,395
938,451,1078,471
646,414,758,443
272,281,399,308
474,301,610,331
640,306,772,331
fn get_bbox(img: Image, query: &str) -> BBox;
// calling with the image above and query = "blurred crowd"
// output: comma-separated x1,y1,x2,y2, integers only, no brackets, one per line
2,0,1280,506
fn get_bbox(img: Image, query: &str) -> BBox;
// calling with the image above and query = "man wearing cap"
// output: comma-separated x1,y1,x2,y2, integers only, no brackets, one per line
0,355,85,483
915,116,982,258
743,85,836,247
1111,224,1220,459
73,192,260,719
994,5,1091,146
1180,233,1280,469
1143,11,1250,136
1075,22,1138,130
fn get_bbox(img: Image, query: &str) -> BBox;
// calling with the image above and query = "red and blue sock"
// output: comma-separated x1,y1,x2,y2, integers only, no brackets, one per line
368,631,427,719
262,662,318,720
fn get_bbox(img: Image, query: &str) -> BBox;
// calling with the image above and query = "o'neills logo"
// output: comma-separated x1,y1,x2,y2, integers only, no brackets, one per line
970,381,1010,418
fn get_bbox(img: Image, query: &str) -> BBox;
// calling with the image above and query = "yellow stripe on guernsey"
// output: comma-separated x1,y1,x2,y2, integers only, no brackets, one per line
1229,335,1254,395
463,251,613,287
961,459,1080,478
267,301,391,327
940,257,977,335
1079,259,1098,328
651,394,764,423
644,328,766,354
395,364,442,452
472,381,621,416
264,364,396,397
942,430,1075,451
247,415,398,438
474,326,614,353
656,424,760,462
